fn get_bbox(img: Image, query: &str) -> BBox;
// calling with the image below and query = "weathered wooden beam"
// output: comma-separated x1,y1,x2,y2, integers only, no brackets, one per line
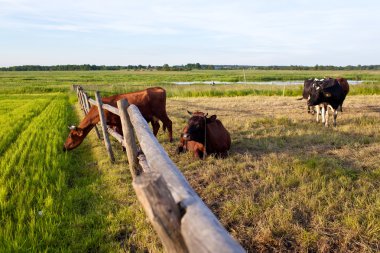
137,153,152,173
77,87,85,112
95,91,115,163
133,171,188,253
88,98,119,116
103,103,120,116
107,127,124,146
88,98,96,107
127,104,245,253
117,99,139,178
81,91,89,114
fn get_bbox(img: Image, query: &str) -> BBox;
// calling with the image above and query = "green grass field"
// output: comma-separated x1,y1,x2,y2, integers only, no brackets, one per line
0,70,379,252
1,69,380,95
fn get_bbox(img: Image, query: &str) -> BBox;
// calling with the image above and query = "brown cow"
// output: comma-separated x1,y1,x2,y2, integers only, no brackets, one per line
63,87,173,151
176,125,206,159
176,111,231,159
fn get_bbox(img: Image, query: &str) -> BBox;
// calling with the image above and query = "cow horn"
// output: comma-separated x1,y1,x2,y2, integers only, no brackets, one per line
204,113,208,117
187,110,192,115
68,125,77,130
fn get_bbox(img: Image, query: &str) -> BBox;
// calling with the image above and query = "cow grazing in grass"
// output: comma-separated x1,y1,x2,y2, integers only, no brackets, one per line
176,111,231,159
63,87,173,151
308,78,347,127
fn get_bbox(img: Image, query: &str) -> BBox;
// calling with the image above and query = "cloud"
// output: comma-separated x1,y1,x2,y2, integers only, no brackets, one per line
0,0,379,65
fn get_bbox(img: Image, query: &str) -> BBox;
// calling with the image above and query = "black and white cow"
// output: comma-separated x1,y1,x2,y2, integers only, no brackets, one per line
300,78,328,124
308,78,347,127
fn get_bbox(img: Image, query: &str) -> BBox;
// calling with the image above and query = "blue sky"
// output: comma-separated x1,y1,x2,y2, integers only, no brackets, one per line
0,0,379,67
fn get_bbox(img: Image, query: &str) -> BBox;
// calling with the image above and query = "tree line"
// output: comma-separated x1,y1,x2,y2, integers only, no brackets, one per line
1,64,379,71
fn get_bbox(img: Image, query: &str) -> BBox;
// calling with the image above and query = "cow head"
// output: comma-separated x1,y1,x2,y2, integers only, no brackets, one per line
63,125,85,151
184,111,217,144
302,78,315,99
308,80,325,106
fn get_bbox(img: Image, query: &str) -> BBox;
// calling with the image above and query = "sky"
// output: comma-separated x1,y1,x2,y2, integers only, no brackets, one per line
0,0,379,67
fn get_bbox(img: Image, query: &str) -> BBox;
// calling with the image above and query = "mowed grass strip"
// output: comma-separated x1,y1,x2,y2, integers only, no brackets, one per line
0,93,130,252
0,95,53,155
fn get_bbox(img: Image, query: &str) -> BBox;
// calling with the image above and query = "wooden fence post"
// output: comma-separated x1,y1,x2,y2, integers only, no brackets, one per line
117,99,139,178
133,171,188,253
82,92,101,139
95,91,115,162
81,91,88,113
77,87,85,111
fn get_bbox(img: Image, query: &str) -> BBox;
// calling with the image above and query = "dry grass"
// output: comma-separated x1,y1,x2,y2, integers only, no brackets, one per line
82,95,379,252
157,95,379,252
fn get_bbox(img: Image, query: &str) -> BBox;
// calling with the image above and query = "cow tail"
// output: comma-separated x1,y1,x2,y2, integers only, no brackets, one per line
203,117,207,160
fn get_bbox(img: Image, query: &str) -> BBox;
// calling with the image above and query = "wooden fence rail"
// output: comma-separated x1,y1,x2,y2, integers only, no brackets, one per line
73,85,245,253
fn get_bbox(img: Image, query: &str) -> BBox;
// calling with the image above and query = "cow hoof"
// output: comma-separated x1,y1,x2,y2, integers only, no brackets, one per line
176,147,184,154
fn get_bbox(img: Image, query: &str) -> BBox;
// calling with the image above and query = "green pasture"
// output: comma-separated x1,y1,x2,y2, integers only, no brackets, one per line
0,70,379,252
0,69,379,95
0,94,125,251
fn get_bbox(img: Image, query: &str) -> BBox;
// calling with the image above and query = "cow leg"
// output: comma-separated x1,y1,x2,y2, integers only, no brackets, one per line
159,114,173,142
339,104,343,112
315,105,320,123
151,120,160,136
321,105,326,124
325,106,330,127
176,146,184,154
310,105,315,115
333,109,338,127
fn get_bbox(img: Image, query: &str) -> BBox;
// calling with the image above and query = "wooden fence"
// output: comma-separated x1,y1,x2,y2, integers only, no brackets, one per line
73,85,245,253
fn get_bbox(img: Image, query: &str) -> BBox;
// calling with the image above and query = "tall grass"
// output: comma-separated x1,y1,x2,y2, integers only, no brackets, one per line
0,94,121,251
1,70,380,95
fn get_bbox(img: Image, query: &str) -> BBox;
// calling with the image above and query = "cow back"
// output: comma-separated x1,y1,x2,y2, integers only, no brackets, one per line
205,119,231,154
320,79,346,109
104,87,165,111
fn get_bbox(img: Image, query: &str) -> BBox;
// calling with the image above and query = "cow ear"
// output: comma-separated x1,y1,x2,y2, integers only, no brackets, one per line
76,128,84,136
324,92,332,97
187,110,192,116
207,115,217,123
